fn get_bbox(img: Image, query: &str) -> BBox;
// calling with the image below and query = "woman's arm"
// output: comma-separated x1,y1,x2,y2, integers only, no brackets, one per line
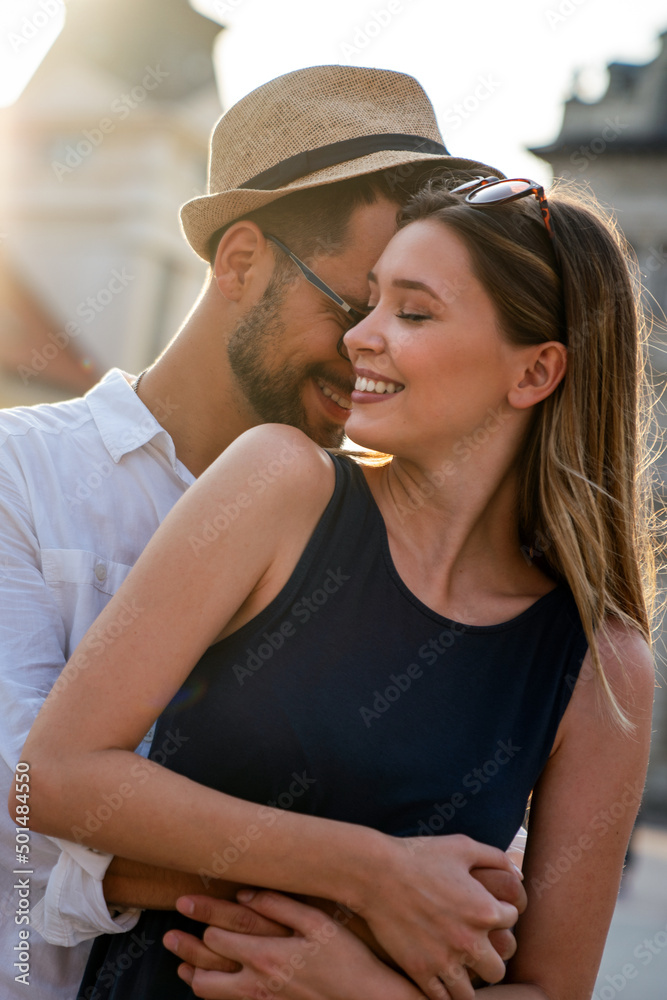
16,424,518,1000
19,424,349,877
484,620,654,999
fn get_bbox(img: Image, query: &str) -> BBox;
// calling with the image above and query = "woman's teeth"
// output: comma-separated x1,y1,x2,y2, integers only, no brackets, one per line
317,380,352,409
354,377,404,394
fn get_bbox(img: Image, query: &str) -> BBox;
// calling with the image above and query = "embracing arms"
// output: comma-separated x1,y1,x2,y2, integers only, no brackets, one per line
16,425,518,1000
161,624,654,1000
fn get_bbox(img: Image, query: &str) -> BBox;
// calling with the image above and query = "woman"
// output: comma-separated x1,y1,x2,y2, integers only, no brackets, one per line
21,176,655,1000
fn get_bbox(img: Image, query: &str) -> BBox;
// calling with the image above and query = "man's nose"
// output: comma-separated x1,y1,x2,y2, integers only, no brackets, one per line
336,334,350,360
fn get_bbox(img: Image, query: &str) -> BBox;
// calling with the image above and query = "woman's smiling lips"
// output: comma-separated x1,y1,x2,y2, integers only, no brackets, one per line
352,368,405,403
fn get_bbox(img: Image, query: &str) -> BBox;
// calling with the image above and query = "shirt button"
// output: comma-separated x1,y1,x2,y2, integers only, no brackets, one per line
94,563,107,582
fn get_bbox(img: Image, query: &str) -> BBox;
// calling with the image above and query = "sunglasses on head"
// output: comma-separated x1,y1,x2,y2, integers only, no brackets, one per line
451,176,557,245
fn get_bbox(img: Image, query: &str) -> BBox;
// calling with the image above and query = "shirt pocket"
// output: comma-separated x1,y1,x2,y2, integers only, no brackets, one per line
42,548,133,595
41,548,134,655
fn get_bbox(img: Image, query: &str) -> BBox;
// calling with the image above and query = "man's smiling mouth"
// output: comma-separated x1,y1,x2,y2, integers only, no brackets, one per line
316,378,352,409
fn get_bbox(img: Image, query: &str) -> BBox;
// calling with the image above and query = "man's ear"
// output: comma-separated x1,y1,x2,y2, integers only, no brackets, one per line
212,222,273,303
507,341,567,410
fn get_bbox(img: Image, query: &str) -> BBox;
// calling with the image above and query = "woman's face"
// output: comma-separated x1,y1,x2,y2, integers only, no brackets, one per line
343,218,527,462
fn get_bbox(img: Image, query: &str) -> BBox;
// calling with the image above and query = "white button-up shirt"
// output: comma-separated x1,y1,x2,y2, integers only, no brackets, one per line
0,369,194,1000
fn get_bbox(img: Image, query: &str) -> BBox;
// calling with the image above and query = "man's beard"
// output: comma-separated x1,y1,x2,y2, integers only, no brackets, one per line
227,275,349,449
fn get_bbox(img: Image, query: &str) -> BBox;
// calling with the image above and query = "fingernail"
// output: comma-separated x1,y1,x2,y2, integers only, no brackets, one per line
512,863,524,880
177,896,195,915
237,888,256,903
177,963,194,985
163,932,178,951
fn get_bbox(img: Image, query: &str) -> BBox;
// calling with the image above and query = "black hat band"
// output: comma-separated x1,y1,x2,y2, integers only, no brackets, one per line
239,134,450,191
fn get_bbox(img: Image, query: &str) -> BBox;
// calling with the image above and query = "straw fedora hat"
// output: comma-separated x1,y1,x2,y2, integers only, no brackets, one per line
180,64,504,260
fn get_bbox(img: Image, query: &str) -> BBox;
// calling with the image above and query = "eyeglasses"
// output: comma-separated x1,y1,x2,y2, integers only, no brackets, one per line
451,176,556,244
265,234,368,325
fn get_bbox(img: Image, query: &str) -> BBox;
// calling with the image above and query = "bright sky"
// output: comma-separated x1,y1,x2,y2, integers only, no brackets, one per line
194,0,667,183
0,1,66,107
1,0,666,183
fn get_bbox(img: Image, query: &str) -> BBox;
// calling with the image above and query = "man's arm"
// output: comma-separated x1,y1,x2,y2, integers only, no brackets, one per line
0,455,143,946
103,857,245,909
0,462,68,771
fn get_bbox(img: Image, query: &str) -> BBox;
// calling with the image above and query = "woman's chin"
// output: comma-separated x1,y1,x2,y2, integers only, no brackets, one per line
344,427,391,454
345,415,389,451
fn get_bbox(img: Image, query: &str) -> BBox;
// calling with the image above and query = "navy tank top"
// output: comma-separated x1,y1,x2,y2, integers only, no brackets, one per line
78,453,588,999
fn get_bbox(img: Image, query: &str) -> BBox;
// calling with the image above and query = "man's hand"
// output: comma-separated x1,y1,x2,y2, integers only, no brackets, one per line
164,892,424,1000
471,866,527,966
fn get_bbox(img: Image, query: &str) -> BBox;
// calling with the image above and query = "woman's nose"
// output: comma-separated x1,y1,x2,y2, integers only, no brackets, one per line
342,312,380,358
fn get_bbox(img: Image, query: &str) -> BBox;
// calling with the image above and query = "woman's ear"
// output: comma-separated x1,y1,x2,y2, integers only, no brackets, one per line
213,222,272,303
508,341,567,410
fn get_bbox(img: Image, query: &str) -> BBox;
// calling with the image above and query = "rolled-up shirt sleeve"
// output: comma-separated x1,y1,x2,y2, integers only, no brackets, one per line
31,842,141,946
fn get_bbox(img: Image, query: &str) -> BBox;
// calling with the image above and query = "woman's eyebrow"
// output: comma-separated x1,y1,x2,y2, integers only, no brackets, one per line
367,271,444,304
346,294,374,313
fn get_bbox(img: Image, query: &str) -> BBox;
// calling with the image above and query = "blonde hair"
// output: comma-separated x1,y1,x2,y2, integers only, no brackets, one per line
399,177,658,728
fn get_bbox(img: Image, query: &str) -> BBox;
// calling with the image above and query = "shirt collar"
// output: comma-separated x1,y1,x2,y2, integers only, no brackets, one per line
85,368,185,474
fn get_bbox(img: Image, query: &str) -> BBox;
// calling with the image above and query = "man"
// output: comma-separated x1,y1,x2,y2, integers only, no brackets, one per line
0,65,521,1000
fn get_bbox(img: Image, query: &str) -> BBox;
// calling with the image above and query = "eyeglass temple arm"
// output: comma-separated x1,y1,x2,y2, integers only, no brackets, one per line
265,233,354,314
536,196,557,243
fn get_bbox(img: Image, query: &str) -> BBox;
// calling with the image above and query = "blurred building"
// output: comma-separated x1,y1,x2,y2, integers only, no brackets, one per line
531,29,667,820
530,29,667,326
0,0,222,406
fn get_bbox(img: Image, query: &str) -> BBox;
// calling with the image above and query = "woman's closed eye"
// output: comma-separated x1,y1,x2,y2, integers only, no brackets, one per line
364,296,431,322
397,311,431,323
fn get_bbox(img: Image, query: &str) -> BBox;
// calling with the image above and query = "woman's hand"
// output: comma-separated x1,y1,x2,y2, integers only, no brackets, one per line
166,836,523,1000
164,895,293,977
353,833,520,999
166,891,425,1000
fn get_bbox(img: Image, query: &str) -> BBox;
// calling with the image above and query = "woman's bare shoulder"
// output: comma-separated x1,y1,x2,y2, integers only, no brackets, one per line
195,424,336,521
597,618,656,691
553,617,654,761
590,619,655,726
222,423,328,466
